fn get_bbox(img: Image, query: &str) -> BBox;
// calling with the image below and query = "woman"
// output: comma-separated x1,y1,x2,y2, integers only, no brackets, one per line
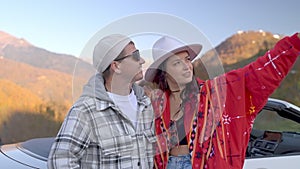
145,33,300,169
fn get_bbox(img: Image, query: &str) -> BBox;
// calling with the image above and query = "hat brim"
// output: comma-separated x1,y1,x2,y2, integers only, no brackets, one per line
145,44,202,82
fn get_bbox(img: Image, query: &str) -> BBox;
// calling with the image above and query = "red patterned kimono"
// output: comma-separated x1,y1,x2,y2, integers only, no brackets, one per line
153,33,300,169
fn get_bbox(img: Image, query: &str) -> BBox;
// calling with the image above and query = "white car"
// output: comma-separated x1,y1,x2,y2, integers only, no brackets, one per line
243,98,300,169
1,98,300,169
0,137,52,168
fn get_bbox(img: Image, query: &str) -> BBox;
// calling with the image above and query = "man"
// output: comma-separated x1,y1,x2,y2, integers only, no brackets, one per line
48,34,155,169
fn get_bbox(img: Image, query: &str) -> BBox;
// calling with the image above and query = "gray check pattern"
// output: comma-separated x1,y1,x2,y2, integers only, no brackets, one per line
47,74,155,169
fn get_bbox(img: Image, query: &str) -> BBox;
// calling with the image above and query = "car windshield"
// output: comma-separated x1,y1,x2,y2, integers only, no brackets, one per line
19,137,54,160
254,108,300,132
247,99,300,158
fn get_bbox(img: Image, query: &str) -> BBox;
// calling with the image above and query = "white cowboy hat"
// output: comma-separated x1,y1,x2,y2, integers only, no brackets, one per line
145,36,202,82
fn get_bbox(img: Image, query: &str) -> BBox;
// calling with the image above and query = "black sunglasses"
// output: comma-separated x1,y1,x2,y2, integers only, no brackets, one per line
114,50,141,61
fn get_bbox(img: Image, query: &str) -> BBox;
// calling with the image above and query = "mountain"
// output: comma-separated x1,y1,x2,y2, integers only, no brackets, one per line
0,79,62,144
0,30,299,144
0,31,96,143
0,31,94,77
0,57,73,103
0,78,43,114
194,30,281,78
0,31,95,108
193,30,300,105
0,31,31,49
215,30,281,64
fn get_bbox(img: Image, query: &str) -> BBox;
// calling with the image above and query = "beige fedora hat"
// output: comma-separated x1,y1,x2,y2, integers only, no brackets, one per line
145,36,202,82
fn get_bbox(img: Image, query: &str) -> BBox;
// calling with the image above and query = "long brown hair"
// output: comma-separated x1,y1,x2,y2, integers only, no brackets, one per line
151,59,200,110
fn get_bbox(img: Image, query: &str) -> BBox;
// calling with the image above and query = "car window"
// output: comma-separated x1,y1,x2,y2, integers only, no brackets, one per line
253,109,300,132
19,137,55,160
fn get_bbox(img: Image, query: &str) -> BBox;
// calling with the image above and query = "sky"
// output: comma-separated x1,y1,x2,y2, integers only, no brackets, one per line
1,0,300,58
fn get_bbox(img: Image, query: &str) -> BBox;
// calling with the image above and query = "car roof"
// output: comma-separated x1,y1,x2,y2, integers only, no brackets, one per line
268,98,300,111
266,98,300,123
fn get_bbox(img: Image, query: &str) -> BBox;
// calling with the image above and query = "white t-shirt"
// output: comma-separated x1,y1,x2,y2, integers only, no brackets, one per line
108,90,138,128
108,90,141,168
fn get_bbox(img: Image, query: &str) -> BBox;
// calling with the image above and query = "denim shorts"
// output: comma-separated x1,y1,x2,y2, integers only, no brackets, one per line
167,154,192,169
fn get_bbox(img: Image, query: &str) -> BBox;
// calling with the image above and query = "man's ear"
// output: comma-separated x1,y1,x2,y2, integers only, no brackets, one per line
111,61,121,74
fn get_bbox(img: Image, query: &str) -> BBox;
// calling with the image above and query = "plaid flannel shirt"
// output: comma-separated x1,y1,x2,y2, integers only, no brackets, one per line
48,74,155,169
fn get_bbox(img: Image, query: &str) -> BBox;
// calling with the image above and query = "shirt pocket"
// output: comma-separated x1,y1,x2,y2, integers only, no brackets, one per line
143,128,156,143
99,134,134,156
